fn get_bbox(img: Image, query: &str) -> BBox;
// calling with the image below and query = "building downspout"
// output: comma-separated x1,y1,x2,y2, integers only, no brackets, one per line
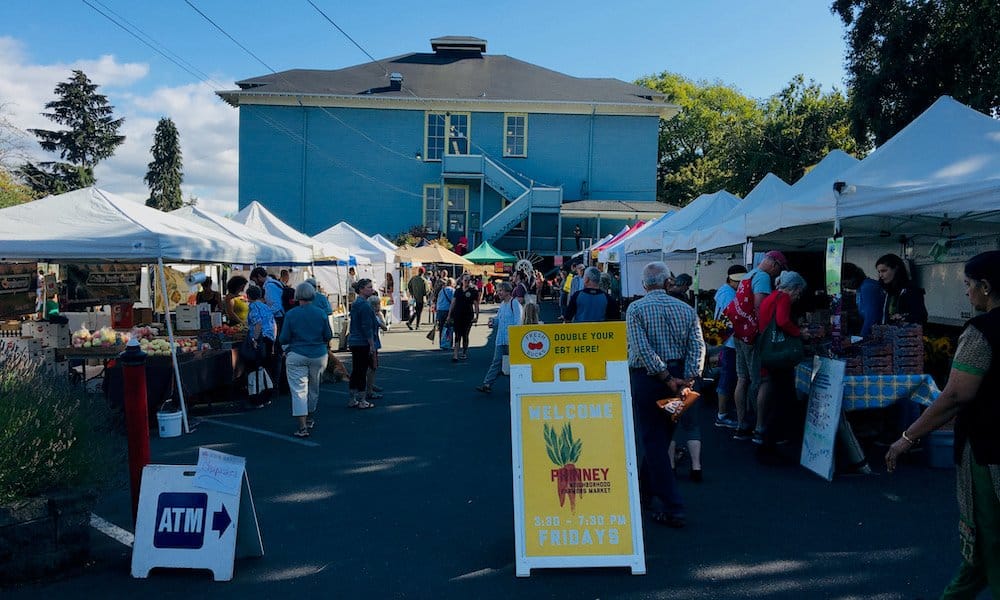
587,105,596,199
298,97,308,231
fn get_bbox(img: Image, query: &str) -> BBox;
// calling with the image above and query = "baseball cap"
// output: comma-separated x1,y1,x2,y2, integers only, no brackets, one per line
727,265,748,281
765,250,788,270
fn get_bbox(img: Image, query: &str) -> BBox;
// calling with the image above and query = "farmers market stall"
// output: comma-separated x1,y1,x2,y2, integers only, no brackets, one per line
0,187,258,434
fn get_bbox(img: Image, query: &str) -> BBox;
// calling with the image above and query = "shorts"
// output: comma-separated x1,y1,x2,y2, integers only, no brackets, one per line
735,338,761,383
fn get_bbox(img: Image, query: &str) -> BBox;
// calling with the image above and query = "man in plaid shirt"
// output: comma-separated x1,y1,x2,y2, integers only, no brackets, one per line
626,261,706,528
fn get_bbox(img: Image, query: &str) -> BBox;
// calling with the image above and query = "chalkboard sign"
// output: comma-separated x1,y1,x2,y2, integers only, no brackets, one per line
800,357,846,481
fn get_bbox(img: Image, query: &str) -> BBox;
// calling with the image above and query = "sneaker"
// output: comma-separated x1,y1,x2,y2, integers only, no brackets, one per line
714,415,739,429
372,385,383,393
475,384,492,394
751,432,765,446
367,392,384,400
293,428,310,438
347,398,360,408
733,428,753,441
306,417,315,429
406,322,413,330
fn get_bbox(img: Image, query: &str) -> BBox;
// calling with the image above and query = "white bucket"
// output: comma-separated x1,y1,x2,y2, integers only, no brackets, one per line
157,411,182,438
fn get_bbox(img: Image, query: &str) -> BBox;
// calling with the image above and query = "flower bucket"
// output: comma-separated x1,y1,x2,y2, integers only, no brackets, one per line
157,410,182,438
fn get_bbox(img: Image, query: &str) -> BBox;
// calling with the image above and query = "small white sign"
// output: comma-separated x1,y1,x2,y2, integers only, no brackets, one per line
132,464,263,581
195,448,246,496
800,357,846,481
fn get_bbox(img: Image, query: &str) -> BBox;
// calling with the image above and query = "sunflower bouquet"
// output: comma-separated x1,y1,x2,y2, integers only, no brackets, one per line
701,318,731,347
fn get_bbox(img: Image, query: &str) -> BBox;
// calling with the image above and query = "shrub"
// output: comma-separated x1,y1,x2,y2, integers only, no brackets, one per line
0,344,124,504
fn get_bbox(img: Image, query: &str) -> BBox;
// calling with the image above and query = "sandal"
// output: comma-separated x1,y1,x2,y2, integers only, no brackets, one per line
293,428,310,438
650,511,685,528
356,399,375,409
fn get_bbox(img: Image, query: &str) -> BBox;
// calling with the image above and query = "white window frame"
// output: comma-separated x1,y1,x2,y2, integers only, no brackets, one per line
503,113,528,157
423,111,472,161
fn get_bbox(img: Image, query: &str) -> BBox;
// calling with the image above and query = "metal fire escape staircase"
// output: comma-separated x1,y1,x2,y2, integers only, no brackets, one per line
442,154,562,244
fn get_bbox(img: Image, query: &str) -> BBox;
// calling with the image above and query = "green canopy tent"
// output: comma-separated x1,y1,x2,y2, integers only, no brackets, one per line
463,241,517,264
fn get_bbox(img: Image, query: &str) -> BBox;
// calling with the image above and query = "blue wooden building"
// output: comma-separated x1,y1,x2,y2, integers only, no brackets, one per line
218,36,676,256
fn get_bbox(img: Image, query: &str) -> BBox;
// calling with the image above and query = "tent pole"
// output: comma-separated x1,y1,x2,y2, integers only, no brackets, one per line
157,257,190,434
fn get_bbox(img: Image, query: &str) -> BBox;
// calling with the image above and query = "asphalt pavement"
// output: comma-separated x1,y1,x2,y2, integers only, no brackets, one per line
5,300,966,599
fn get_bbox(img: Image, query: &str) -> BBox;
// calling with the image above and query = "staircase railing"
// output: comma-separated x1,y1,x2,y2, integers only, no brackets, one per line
443,154,562,243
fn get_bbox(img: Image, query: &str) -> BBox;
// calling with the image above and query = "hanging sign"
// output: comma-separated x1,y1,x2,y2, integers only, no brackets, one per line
826,237,845,353
509,322,645,577
800,357,847,481
131,457,263,581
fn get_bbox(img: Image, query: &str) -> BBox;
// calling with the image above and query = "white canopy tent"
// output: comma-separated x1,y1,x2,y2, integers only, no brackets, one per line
616,190,740,297
169,205,314,265
0,188,256,263
0,187,261,434
371,234,398,253
835,96,1000,236
231,201,349,262
692,151,860,255
663,174,789,254
313,222,396,313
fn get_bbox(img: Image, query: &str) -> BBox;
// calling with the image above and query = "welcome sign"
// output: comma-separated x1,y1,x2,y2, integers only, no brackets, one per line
509,322,645,576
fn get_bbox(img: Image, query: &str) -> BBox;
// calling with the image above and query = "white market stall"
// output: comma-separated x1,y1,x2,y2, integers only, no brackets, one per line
0,187,258,434
312,221,398,317
169,205,314,265
611,190,739,297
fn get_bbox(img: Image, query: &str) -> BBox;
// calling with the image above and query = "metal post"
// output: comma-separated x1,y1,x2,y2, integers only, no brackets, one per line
157,257,190,433
120,338,149,524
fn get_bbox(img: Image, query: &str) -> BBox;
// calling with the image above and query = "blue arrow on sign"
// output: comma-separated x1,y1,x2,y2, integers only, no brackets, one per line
212,504,232,538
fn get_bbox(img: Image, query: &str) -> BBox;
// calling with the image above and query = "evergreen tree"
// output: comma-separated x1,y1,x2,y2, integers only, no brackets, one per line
144,118,184,211
18,70,124,195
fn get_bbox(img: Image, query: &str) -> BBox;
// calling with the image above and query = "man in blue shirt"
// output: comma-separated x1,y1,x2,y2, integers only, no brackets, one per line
566,267,619,322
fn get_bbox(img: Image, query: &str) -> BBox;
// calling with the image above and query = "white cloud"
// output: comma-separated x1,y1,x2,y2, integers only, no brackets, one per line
0,36,239,216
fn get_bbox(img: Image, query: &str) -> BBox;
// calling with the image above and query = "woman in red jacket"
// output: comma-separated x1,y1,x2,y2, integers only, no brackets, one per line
756,271,809,449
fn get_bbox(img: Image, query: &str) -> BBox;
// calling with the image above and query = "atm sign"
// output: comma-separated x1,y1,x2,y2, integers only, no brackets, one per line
154,492,207,549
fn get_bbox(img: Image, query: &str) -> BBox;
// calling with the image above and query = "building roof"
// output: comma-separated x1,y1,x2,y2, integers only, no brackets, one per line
218,37,675,117
559,200,679,219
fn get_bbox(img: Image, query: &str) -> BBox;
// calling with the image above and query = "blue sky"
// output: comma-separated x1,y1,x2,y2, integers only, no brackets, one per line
0,0,849,215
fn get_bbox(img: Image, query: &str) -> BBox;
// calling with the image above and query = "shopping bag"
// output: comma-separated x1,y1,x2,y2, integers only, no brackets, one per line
758,319,804,369
440,325,453,350
247,367,274,405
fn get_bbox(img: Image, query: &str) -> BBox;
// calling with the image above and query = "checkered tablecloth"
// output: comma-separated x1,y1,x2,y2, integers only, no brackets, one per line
794,363,941,410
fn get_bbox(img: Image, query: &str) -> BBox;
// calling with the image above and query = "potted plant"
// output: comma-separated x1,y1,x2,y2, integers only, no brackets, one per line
0,344,124,584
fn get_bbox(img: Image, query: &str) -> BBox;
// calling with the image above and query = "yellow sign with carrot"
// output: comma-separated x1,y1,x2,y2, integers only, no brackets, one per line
520,392,634,557
509,321,645,576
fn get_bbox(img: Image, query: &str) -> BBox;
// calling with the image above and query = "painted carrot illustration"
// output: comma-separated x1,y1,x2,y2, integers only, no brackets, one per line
544,422,583,512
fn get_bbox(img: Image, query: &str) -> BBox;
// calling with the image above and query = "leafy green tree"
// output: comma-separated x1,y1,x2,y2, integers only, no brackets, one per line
745,76,860,187
636,72,857,204
635,72,761,205
833,0,1000,145
0,169,35,208
144,117,184,211
19,70,124,196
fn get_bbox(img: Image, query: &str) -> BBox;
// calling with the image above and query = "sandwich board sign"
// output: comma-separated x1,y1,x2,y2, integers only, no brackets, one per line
508,321,645,577
800,357,846,481
131,450,263,581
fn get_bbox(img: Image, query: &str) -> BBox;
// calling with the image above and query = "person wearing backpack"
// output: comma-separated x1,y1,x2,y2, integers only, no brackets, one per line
724,250,786,442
